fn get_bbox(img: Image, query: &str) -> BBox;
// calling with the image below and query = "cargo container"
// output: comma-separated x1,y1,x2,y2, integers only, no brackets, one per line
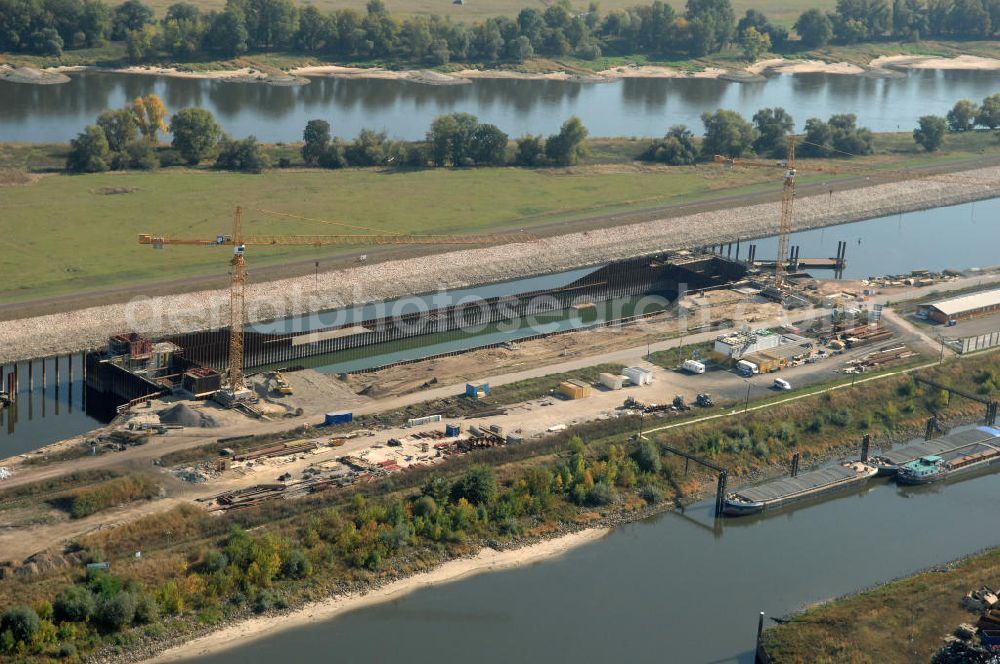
506,433,524,444
599,372,625,390
406,414,442,427
324,411,353,425
682,360,706,374
559,379,592,399
623,367,654,386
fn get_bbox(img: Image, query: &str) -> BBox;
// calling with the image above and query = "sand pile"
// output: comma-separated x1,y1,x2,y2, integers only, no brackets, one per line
159,403,218,428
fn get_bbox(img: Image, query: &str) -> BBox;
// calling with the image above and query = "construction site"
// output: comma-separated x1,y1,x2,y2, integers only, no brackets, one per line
4,132,1000,664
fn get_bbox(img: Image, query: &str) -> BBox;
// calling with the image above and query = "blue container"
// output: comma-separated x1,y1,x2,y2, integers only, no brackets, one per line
324,411,353,425
445,423,461,437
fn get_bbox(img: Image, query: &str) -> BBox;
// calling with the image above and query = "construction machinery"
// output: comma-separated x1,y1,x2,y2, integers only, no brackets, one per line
140,207,530,404
266,371,293,396
696,393,715,407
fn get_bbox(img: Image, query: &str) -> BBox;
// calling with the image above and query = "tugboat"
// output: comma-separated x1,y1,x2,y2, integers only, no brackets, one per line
896,455,946,485
897,442,1000,486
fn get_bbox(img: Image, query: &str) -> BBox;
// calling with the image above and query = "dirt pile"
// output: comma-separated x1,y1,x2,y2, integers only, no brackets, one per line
159,403,218,428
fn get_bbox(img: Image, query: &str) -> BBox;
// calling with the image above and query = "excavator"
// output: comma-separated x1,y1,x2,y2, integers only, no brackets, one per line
266,371,293,396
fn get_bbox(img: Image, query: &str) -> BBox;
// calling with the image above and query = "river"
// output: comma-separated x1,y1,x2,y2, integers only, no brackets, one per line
3,68,1000,143
187,460,1000,664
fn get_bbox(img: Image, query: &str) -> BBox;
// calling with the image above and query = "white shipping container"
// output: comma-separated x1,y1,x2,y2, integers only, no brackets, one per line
682,360,706,375
599,372,625,390
623,367,653,386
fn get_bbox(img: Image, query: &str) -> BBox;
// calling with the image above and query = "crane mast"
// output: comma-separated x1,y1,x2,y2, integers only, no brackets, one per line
775,136,796,289
228,207,247,393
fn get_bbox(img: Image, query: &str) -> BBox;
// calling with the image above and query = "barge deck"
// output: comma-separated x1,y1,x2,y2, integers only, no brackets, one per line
724,461,877,516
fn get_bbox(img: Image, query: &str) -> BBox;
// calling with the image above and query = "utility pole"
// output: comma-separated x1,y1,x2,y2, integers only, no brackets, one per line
743,380,752,416
314,261,319,288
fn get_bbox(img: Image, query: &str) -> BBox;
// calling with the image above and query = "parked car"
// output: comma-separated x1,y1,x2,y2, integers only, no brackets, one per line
773,378,792,391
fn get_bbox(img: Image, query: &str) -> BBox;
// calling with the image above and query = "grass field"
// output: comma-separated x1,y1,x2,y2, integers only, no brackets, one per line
2,132,1000,302
0,160,775,300
762,545,1000,663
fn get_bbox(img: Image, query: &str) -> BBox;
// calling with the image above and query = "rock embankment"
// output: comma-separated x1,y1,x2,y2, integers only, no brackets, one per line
2,166,999,363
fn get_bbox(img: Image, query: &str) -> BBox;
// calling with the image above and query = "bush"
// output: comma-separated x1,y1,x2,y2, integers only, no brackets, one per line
59,474,159,519
639,484,663,504
413,495,437,517
199,550,228,573
281,550,312,579
515,135,545,166
134,593,159,625
158,149,183,167
1,605,40,644
95,591,136,632
253,591,278,613
450,466,498,506
632,439,662,474
586,481,615,506
639,125,697,165
216,135,270,173
54,586,95,623
66,125,111,173
124,140,158,170
58,642,77,658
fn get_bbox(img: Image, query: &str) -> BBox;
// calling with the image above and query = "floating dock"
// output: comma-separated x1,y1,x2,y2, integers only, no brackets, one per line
724,461,877,516
871,426,1000,475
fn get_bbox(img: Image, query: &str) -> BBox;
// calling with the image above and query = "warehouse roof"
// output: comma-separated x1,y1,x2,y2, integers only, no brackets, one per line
924,288,1000,316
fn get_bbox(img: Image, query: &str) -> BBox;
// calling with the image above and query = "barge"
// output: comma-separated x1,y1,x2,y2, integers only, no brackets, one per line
896,441,1000,485
869,426,1000,476
723,461,878,516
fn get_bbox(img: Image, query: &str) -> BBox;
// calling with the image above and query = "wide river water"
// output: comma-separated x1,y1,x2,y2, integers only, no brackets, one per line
3,68,1000,143
187,463,1000,664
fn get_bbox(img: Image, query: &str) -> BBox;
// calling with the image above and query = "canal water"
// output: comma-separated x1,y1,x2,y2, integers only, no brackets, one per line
0,355,110,458
3,69,1000,143
187,466,1000,664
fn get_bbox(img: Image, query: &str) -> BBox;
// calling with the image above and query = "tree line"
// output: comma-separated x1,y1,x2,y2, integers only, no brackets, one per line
63,89,1000,173
8,0,1000,62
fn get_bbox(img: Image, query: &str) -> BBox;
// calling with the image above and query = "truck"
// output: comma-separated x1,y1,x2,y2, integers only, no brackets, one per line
682,359,706,375
736,360,759,377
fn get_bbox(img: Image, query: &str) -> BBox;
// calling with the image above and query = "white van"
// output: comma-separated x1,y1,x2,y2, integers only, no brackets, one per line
737,360,759,376
682,359,706,375
773,378,792,391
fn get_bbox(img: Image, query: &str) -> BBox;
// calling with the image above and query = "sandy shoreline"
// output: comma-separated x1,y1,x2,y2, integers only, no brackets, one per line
144,527,608,662
2,52,997,86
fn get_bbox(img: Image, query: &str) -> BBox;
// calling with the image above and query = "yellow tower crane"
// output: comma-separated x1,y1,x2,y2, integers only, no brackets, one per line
715,136,796,288
140,207,532,399
714,139,1000,288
